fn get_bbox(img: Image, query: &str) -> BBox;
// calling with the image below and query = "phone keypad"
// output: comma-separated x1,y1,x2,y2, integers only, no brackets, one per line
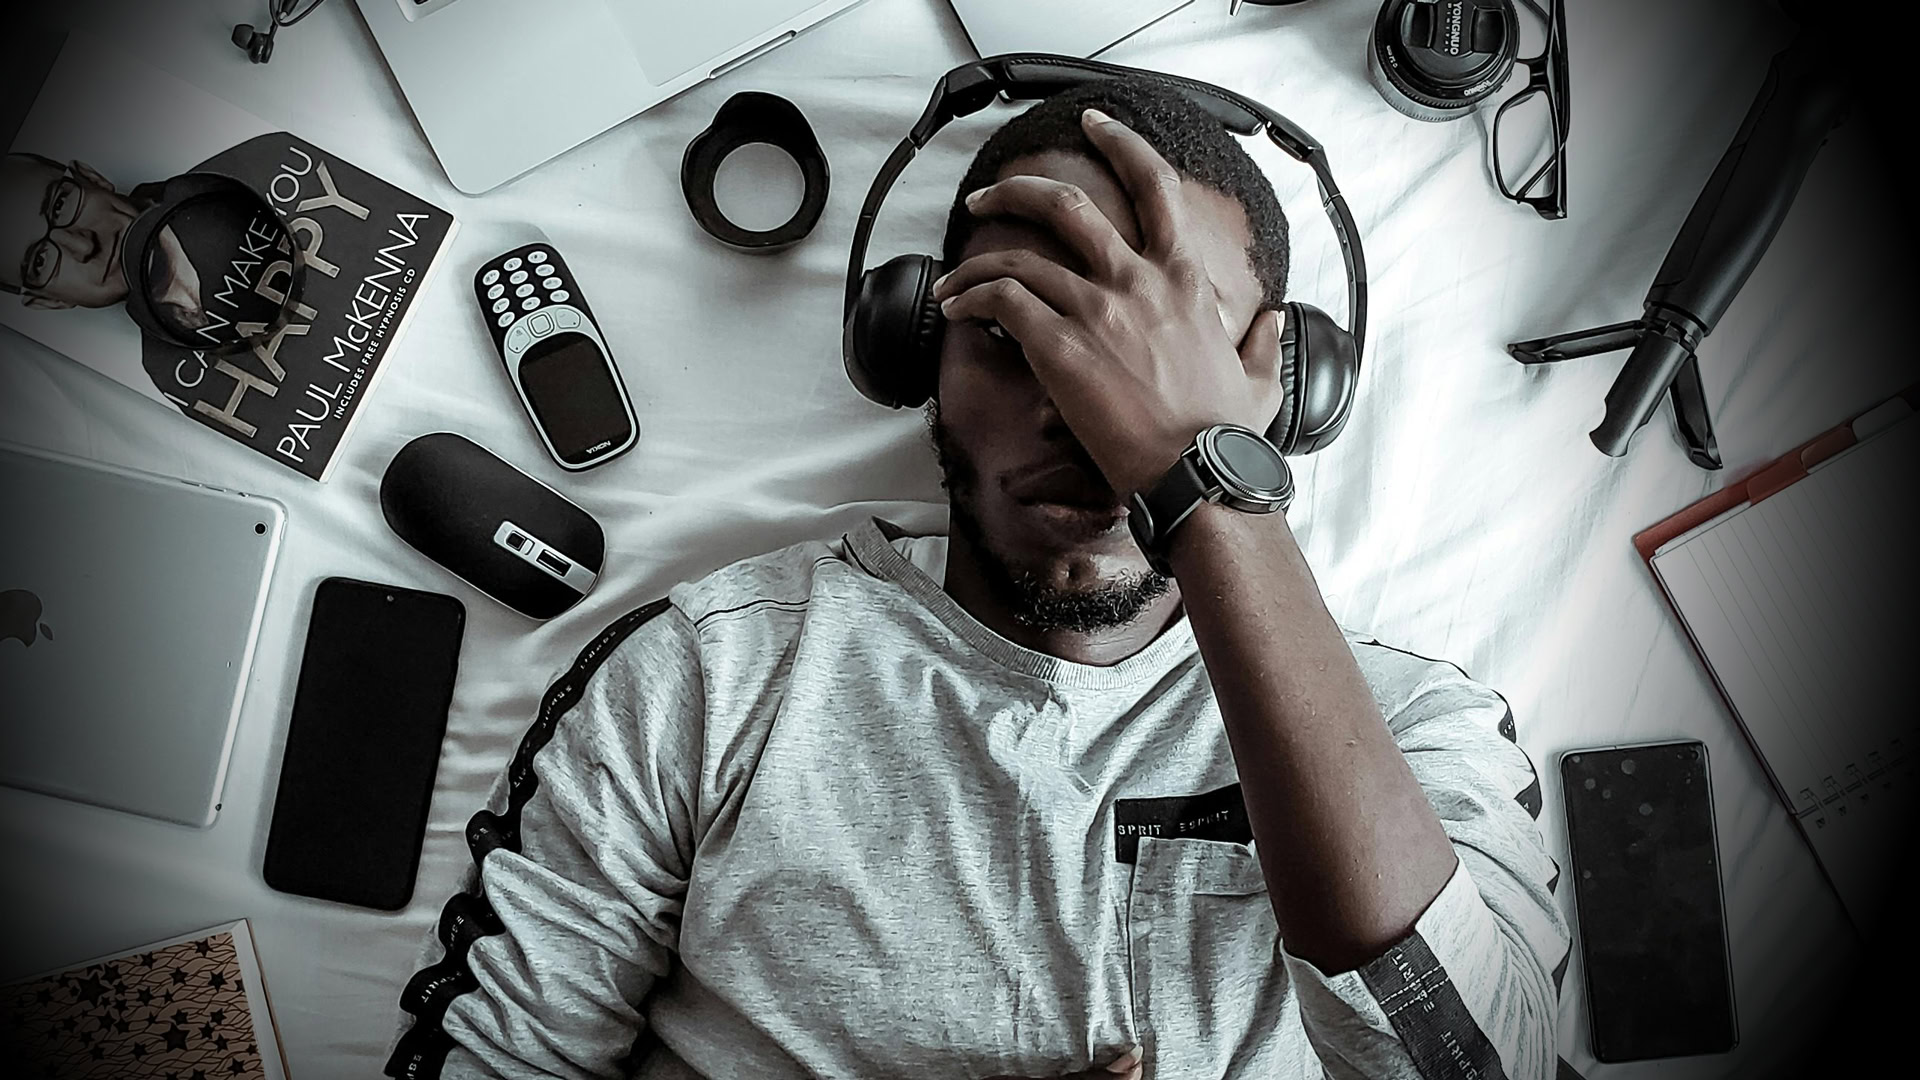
474,245,594,352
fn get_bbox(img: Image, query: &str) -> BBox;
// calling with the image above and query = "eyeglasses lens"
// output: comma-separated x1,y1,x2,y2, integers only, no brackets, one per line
48,178,83,229
1494,88,1558,201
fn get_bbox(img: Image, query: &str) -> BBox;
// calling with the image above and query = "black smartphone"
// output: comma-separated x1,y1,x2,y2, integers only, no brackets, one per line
1562,740,1737,1062
263,577,465,910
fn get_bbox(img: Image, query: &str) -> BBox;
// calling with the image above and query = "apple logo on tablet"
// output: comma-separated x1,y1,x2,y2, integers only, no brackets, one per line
0,590,53,648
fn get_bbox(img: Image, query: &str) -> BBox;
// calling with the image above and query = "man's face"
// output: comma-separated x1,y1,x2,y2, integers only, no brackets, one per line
0,156,136,309
932,150,1264,630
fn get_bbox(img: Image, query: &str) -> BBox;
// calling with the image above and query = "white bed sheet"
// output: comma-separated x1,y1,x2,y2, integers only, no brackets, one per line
2,1,1912,1076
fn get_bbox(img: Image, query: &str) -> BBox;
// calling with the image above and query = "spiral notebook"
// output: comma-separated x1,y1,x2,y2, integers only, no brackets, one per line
1637,386,1919,933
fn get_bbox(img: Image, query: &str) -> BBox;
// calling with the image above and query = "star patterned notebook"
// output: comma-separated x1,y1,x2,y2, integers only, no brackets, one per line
2,920,287,1079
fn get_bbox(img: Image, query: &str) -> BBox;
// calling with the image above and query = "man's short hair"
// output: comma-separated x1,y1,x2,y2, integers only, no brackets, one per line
8,151,63,170
941,77,1290,310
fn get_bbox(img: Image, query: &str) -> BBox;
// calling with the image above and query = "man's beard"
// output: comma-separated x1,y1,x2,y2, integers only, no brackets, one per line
928,403,1171,635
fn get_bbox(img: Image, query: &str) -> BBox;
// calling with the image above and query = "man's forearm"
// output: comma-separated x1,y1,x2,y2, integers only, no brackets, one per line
1167,501,1459,974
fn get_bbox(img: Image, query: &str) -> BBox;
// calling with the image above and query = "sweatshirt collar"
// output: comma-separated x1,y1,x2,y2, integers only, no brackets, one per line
847,518,1199,691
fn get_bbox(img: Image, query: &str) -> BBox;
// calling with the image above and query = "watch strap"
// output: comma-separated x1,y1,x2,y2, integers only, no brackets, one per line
1128,447,1214,575
1129,425,1293,574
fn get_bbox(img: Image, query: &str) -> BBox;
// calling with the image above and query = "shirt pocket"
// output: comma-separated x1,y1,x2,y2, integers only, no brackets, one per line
1127,836,1289,1078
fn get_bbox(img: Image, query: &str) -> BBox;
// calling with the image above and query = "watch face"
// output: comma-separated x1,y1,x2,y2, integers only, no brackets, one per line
1210,427,1287,494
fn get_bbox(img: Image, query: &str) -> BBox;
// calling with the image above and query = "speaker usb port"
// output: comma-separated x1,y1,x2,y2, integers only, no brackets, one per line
537,550,571,576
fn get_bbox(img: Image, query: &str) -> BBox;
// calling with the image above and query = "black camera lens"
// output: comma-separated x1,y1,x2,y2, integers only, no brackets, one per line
1368,0,1519,123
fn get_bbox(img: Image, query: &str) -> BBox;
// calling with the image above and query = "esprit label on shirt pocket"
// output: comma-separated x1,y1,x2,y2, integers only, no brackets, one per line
1113,783,1253,865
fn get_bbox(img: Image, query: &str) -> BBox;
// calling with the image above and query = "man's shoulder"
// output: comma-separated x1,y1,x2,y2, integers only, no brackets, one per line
581,535,871,701
668,531,867,634
1345,633,1546,820
1344,632,1511,733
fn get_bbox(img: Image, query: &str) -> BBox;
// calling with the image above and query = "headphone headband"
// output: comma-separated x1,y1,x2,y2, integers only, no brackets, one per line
845,53,1366,365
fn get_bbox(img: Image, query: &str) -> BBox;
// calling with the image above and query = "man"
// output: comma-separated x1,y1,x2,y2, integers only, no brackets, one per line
0,152,208,331
390,79,1568,1080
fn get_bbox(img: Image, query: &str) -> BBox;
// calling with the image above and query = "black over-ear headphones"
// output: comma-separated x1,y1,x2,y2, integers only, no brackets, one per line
843,54,1369,456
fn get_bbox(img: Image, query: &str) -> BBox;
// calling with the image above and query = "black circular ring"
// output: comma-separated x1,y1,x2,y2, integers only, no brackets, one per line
681,91,830,252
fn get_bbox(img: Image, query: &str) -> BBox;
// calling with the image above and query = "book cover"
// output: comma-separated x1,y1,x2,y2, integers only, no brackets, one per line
0,28,458,481
1,919,288,1079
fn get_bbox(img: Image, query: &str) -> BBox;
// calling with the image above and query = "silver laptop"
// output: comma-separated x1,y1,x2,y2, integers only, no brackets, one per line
949,0,1193,59
355,0,866,194
0,446,284,827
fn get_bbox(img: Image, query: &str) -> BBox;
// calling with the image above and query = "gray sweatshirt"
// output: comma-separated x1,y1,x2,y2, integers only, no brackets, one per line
388,519,1569,1080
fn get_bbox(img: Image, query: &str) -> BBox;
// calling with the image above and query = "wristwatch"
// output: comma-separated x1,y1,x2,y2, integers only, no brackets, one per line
1127,423,1293,574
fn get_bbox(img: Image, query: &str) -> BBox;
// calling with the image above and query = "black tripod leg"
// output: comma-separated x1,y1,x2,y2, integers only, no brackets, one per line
1668,355,1722,470
1507,320,1646,365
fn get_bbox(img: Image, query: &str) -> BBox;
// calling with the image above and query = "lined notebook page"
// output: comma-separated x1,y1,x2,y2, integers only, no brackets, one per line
1652,412,1918,930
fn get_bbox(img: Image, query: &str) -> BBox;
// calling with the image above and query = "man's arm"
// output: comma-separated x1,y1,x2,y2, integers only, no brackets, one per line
387,599,703,1080
1166,502,1458,970
1172,509,1572,1078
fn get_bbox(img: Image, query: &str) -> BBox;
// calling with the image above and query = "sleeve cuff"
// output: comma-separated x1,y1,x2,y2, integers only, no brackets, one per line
1281,860,1518,1080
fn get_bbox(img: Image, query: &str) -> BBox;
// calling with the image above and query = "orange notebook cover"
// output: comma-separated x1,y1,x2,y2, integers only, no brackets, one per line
1633,382,1920,561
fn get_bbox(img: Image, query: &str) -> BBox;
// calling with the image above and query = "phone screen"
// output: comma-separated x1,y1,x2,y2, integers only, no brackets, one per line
1562,741,1737,1062
519,333,631,465
262,578,465,910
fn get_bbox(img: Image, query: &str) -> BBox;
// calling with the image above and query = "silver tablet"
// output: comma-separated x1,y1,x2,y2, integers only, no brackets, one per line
0,445,285,827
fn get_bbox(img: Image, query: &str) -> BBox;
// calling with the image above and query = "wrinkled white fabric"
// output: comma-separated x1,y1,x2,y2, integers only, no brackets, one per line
1,2,1908,1077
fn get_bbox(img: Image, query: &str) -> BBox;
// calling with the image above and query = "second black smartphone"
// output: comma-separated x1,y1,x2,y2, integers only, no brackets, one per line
263,578,465,910
1563,740,1737,1063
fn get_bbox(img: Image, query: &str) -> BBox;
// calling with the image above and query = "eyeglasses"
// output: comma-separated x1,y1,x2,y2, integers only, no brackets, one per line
1491,0,1569,219
10,168,87,298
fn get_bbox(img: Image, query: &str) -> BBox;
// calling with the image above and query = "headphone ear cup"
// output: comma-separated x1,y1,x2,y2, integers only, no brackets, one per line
1266,303,1304,453
1266,302,1360,456
843,254,945,409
